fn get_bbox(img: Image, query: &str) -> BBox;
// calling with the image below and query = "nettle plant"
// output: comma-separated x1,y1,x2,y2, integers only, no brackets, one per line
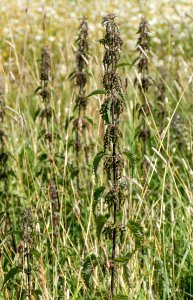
36,46,60,250
68,17,91,193
0,79,13,230
135,17,151,177
85,14,143,299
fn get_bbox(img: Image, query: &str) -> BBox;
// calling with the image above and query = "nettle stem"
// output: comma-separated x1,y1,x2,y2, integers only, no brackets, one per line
111,33,117,300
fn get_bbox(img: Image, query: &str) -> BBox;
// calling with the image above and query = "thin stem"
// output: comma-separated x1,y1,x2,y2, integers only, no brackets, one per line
110,25,117,300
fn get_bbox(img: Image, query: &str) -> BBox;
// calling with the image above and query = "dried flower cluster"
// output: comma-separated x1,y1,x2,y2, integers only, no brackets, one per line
37,46,52,143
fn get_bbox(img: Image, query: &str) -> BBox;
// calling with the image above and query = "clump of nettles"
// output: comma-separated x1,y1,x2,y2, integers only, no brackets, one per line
135,17,151,176
73,17,90,192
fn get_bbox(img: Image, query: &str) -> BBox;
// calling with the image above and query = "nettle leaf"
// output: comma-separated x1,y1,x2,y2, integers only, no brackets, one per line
84,116,94,126
115,62,132,68
123,149,136,177
5,230,23,238
65,116,75,130
34,86,42,95
95,290,108,300
0,211,6,223
32,289,42,299
127,220,143,250
93,151,105,177
93,186,105,214
68,70,76,80
30,249,41,259
100,105,109,124
95,214,109,240
82,254,98,288
114,295,129,300
2,266,22,288
86,89,107,98
113,253,133,264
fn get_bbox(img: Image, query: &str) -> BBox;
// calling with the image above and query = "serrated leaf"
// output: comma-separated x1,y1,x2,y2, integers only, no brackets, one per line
123,149,136,177
94,186,105,201
2,266,22,288
86,90,106,98
95,214,109,240
93,151,105,177
93,186,105,214
100,105,109,124
82,254,98,288
127,220,143,250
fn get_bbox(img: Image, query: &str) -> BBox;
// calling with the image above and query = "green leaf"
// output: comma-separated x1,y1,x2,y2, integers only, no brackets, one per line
100,104,109,124
113,253,133,264
93,151,105,177
34,86,42,95
67,70,76,80
32,289,42,299
127,220,143,250
21,289,28,300
93,186,105,214
30,249,41,259
86,90,106,98
123,149,136,177
82,254,98,288
5,230,23,238
115,63,131,68
65,116,75,130
95,290,108,300
84,116,94,126
95,214,109,240
0,211,6,223
115,295,129,300
2,266,22,288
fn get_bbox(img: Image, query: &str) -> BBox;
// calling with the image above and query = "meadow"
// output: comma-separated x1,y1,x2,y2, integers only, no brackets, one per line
0,0,193,299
